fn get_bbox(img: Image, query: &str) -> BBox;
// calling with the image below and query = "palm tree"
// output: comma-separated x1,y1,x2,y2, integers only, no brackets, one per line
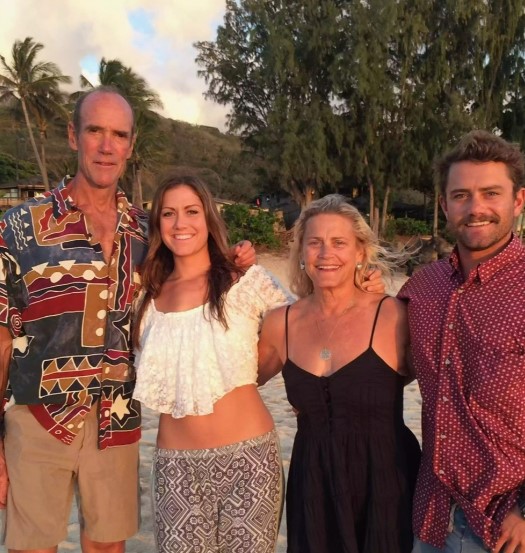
78,58,164,206
0,37,71,190
27,86,70,188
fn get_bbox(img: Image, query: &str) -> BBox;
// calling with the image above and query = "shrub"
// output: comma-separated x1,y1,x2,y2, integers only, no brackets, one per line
222,204,279,248
385,217,431,237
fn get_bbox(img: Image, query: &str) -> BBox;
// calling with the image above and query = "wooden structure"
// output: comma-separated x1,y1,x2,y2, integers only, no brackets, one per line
0,177,46,209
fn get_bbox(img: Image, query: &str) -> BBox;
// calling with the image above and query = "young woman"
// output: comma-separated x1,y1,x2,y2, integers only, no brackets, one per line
132,175,293,553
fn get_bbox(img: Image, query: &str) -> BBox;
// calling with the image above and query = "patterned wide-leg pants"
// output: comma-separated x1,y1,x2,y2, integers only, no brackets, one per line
152,429,283,553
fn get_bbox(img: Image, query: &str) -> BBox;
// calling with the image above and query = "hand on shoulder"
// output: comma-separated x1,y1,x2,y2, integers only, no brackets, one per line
231,240,256,268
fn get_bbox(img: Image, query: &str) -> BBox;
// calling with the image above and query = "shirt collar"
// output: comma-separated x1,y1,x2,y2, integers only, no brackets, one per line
449,234,524,284
52,177,133,218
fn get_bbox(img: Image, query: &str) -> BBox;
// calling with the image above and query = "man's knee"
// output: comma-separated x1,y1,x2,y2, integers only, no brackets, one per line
81,533,125,553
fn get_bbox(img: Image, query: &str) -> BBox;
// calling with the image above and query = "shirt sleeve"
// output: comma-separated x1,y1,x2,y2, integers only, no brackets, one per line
396,276,412,301
250,265,295,316
0,224,23,335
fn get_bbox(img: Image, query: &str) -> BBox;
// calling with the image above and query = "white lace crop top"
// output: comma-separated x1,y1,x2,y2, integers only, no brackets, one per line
133,265,292,417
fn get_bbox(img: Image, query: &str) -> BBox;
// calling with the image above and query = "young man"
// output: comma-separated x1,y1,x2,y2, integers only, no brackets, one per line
398,130,525,553
0,87,254,553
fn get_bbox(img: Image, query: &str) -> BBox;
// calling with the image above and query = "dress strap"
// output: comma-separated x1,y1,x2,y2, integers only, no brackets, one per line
285,305,291,359
369,296,390,349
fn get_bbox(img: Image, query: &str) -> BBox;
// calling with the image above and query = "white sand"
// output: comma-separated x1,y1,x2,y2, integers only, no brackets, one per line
0,253,421,553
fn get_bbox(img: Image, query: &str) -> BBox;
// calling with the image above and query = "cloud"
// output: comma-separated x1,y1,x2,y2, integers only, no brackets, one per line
0,0,230,129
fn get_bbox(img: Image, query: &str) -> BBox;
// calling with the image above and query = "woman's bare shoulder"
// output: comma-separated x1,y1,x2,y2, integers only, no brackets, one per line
368,295,408,328
263,296,308,328
382,294,407,311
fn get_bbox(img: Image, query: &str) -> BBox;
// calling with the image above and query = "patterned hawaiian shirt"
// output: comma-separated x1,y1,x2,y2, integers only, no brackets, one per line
0,179,148,449
398,235,525,549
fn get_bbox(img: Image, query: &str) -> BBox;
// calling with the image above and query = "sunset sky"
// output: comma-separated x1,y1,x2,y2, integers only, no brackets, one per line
0,0,230,129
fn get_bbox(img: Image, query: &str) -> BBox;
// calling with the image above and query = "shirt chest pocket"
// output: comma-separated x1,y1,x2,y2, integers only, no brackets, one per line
469,345,525,408
467,349,525,444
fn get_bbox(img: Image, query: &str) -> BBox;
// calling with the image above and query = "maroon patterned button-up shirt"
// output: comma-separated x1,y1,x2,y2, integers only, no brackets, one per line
398,235,525,549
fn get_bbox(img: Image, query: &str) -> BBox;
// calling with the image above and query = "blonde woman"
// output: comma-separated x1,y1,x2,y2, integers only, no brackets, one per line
259,195,420,553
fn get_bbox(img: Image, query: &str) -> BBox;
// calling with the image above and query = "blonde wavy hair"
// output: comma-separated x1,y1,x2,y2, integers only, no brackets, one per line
289,194,403,298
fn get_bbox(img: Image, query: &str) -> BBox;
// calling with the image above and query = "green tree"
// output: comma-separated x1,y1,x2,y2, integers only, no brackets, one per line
478,0,525,130
0,37,71,190
26,86,70,188
198,0,525,237
78,58,164,206
490,2,525,149
335,0,428,235
407,1,525,236
0,152,38,184
196,0,345,207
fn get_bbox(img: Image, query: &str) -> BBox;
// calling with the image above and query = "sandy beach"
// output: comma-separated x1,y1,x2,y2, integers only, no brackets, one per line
1,252,421,553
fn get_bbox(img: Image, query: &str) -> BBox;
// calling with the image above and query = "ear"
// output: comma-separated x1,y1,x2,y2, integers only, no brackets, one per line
68,122,78,151
513,188,525,217
127,131,137,160
356,241,365,266
439,194,449,220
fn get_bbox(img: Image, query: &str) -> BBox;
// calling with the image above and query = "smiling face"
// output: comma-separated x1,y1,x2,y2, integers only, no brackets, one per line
68,91,135,190
302,213,364,291
440,161,525,265
159,185,210,262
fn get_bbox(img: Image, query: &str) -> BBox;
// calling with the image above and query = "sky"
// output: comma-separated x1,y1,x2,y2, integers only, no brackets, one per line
0,0,230,129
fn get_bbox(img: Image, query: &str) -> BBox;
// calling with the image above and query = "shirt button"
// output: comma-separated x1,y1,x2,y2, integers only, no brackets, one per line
458,288,464,294
448,324,454,330
440,434,446,439
444,359,451,365
443,396,449,402
438,469,445,475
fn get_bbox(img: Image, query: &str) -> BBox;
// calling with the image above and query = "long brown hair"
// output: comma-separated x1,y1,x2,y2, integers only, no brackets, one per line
133,175,240,348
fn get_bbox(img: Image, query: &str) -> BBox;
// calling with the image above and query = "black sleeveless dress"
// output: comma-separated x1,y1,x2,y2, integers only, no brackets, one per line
282,297,421,553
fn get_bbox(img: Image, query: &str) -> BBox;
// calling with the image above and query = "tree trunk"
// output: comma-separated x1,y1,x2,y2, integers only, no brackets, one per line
21,97,49,191
132,164,143,208
288,180,305,209
288,179,314,208
369,181,375,229
365,153,374,229
433,186,439,237
304,184,315,207
379,184,391,238
39,131,50,192
372,207,380,237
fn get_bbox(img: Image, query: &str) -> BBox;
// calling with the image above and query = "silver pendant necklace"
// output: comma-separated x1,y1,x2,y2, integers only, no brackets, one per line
315,301,355,361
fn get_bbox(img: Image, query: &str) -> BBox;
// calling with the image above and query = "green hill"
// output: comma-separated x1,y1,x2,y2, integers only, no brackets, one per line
0,106,272,202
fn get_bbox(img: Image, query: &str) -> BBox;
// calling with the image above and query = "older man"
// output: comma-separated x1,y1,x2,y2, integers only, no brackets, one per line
0,87,253,553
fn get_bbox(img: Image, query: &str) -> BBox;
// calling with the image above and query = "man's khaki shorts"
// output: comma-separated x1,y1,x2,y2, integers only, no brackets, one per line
4,404,140,550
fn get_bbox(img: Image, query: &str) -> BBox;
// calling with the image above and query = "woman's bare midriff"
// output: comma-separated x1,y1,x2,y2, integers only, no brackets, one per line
156,384,275,450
